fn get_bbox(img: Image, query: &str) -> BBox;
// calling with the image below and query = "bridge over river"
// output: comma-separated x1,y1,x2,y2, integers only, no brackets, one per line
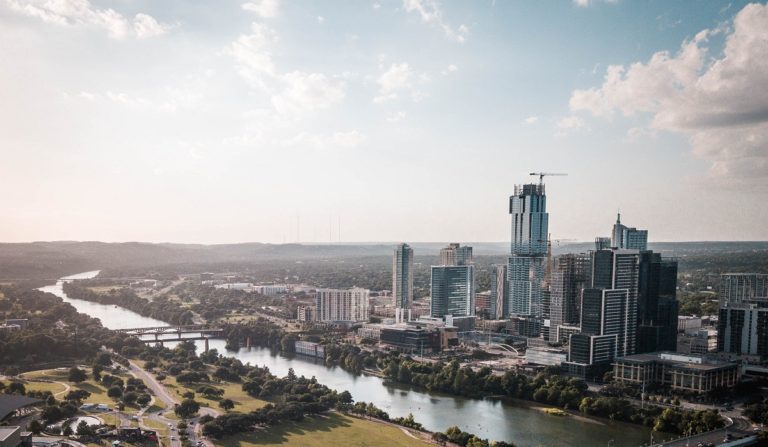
115,324,224,350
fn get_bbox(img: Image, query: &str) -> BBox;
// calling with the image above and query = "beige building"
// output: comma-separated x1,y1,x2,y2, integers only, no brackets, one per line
613,352,739,393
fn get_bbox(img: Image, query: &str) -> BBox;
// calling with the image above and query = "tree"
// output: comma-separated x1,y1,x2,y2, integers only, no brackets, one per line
219,399,235,411
76,420,94,436
28,420,43,435
62,426,73,436
107,386,123,399
122,391,138,405
137,394,152,406
175,398,201,418
68,367,87,383
6,382,25,395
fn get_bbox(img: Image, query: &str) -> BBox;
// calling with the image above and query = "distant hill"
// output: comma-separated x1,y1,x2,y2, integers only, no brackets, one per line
0,240,766,280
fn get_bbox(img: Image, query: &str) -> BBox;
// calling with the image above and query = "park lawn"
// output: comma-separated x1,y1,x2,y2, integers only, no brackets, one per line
164,377,268,413
214,413,428,447
21,368,119,406
2,379,66,395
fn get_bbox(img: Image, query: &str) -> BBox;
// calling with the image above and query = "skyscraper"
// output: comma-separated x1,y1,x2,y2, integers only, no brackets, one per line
717,273,768,357
430,265,475,318
392,243,414,311
489,264,508,320
315,288,370,322
611,213,648,251
440,243,473,266
719,273,768,307
583,248,640,357
636,252,679,353
549,253,589,340
507,183,549,319
431,243,475,318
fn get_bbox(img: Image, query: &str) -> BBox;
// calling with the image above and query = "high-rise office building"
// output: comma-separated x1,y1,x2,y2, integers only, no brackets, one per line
717,305,768,356
489,264,508,320
430,265,475,318
440,243,473,266
392,243,414,310
507,183,549,319
549,253,589,338
611,214,648,251
636,252,679,353
315,288,370,322
719,273,768,307
581,288,635,357
717,273,768,357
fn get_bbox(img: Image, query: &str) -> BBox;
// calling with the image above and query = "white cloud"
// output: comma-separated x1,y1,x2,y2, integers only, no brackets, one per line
373,62,429,103
133,13,171,39
317,16,325,24
241,0,279,18
523,116,539,125
402,0,468,42
227,23,348,117
228,23,278,87
272,71,346,115
5,0,171,39
556,115,587,136
569,3,768,185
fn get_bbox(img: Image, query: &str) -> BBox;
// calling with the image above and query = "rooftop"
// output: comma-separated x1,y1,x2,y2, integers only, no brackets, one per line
0,395,43,421
617,351,736,371
0,427,20,442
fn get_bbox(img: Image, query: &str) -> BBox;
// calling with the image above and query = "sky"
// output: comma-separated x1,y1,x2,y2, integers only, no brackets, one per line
1,0,767,245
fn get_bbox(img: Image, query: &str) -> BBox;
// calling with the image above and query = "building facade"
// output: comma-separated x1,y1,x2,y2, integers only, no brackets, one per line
507,183,549,320
393,243,414,311
720,273,768,307
315,288,370,322
717,305,768,356
549,253,589,339
430,265,475,318
613,352,739,394
440,243,473,266
611,214,648,251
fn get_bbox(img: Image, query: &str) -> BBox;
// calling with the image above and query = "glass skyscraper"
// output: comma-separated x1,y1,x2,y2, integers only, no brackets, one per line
430,265,475,318
392,243,414,310
507,183,549,318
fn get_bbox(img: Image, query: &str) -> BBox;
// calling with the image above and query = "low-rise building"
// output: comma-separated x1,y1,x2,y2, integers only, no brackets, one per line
525,347,568,366
254,285,288,296
380,325,440,354
0,427,30,447
294,340,325,358
678,316,702,333
3,319,27,330
613,352,740,393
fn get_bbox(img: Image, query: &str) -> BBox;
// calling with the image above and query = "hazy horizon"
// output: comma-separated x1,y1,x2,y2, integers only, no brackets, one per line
2,0,767,244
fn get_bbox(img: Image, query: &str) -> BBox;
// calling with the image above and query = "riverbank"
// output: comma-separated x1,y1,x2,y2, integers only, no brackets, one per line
46,271,655,446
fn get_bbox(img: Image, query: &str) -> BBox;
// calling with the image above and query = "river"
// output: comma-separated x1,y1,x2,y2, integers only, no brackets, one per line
41,271,654,447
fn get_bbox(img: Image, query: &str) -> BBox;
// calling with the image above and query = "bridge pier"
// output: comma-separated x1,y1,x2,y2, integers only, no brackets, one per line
204,338,209,352
246,336,251,349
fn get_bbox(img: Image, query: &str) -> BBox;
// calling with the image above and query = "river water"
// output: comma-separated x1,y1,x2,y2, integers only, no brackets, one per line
41,271,654,447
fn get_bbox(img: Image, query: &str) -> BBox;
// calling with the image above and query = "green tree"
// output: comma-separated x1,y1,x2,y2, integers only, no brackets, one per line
175,398,201,418
68,367,87,383
219,398,235,411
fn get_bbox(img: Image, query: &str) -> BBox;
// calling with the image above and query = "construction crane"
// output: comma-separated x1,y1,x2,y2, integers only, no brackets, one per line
529,172,568,184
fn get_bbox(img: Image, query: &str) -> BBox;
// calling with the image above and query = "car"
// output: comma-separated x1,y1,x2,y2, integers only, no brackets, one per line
170,436,176,441
168,423,173,427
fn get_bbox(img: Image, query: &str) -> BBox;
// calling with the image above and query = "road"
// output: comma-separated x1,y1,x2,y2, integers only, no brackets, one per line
129,360,220,447
659,417,757,446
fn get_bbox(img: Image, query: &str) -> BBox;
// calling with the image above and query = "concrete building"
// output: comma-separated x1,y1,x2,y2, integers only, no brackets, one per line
717,304,768,357
3,320,27,330
719,273,768,307
613,352,739,394
475,291,491,317
677,329,717,355
0,427,30,447
440,243,473,266
678,316,703,333
393,243,414,311
253,285,288,296
315,288,370,322
563,333,617,379
296,305,315,322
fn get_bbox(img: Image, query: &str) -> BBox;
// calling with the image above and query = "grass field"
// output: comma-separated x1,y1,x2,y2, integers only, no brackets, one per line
19,368,133,406
164,377,268,413
215,413,428,447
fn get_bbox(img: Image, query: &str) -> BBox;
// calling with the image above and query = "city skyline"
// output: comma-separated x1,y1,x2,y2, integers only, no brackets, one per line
2,1,767,244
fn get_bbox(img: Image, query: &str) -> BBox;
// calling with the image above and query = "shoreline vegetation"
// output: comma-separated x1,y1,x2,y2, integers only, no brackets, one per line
55,280,724,439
